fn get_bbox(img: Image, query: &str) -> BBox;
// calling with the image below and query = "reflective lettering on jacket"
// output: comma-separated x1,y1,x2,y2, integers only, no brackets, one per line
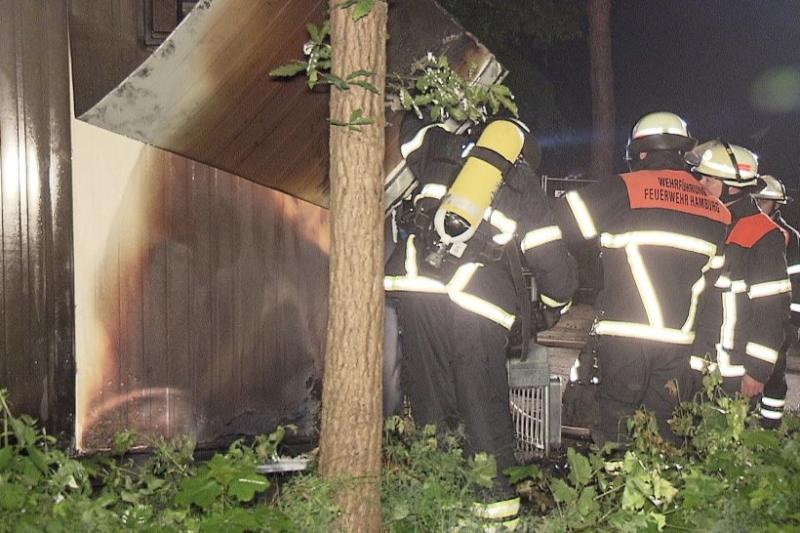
559,170,730,345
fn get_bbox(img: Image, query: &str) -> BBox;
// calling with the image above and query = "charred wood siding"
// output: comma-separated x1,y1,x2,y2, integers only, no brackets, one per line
0,0,74,440
70,0,331,206
70,0,497,208
73,142,329,450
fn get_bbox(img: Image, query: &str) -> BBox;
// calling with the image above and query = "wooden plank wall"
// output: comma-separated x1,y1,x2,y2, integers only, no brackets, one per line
72,124,330,450
0,0,75,440
70,0,496,208
68,0,152,117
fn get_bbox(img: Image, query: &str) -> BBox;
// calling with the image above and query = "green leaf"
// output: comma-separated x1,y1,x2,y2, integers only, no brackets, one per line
269,61,308,78
648,512,667,531
351,80,379,94
567,448,593,488
175,475,224,509
320,72,350,91
449,106,466,121
18,455,44,483
550,478,576,503
0,447,13,470
347,69,374,80
26,446,49,474
0,483,27,510
10,417,37,446
306,22,329,44
505,464,543,484
577,486,600,519
228,473,269,502
351,0,375,21
741,429,781,450
200,507,293,533
320,21,331,41
621,481,646,511
468,452,497,489
207,454,240,486
113,429,137,456
652,474,677,505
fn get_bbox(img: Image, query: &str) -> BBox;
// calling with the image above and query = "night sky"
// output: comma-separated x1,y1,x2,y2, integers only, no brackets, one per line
612,1,800,186
453,1,800,188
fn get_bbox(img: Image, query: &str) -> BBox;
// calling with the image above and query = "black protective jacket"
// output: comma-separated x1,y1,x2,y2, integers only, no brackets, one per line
773,212,800,327
691,197,791,383
384,122,577,330
554,153,731,346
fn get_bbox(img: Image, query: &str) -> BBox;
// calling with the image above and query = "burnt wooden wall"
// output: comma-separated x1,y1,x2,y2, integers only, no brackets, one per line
0,0,74,439
70,0,497,208
74,139,330,450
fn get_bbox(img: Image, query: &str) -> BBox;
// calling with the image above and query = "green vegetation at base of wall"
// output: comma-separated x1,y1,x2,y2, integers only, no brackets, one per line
1,374,800,532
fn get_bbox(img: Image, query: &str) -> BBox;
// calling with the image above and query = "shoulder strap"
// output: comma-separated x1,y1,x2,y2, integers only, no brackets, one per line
507,236,532,361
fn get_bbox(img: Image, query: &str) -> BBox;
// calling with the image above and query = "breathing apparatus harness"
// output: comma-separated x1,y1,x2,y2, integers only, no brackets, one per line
398,119,540,356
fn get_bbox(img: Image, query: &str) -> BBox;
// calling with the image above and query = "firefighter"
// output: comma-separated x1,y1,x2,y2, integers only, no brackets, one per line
752,175,799,426
553,112,731,445
384,115,577,530
688,143,791,408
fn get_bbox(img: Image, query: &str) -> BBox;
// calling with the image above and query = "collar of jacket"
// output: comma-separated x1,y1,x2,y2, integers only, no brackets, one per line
727,194,760,224
630,151,687,171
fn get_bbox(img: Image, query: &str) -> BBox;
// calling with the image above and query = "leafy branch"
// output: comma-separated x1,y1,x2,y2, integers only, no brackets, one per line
270,22,518,130
269,20,380,130
329,109,374,132
387,52,518,123
337,0,375,21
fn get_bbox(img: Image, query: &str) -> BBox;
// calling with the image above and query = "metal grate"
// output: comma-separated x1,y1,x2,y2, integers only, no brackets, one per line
507,344,562,460
510,384,548,455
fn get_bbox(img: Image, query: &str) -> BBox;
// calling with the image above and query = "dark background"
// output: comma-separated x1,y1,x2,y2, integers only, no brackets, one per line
447,1,800,188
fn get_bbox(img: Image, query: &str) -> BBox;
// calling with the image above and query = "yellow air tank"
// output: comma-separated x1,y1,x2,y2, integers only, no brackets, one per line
433,120,526,244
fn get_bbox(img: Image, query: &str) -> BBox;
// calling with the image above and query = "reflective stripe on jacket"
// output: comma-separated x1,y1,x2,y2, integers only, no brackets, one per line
692,198,791,382
554,164,731,345
774,213,800,327
385,120,577,328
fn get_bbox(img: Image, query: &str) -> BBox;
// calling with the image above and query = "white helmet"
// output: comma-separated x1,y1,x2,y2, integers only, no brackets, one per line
686,139,760,187
752,174,790,204
625,111,696,161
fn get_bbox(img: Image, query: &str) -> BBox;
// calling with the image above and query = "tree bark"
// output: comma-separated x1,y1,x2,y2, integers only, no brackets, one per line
588,0,615,177
318,2,387,532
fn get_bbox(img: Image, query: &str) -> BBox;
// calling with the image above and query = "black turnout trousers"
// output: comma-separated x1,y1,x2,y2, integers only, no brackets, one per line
593,336,692,444
396,293,515,496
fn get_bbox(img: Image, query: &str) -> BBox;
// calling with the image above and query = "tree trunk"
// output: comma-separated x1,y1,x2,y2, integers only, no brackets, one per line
318,2,388,532
588,0,615,177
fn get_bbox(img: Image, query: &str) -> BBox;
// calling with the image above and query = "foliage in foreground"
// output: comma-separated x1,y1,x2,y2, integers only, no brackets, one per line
0,388,290,532
522,371,800,532
3,372,800,532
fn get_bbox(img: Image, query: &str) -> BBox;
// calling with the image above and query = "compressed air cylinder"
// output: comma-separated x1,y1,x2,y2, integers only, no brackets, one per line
433,120,526,244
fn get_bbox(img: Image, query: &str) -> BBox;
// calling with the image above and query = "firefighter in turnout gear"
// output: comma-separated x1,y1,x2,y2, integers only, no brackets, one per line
553,112,731,444
752,175,800,426
689,142,791,407
384,115,577,530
